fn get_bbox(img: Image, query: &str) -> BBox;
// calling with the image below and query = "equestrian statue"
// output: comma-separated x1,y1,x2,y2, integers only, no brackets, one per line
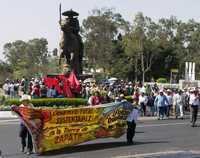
59,6,84,76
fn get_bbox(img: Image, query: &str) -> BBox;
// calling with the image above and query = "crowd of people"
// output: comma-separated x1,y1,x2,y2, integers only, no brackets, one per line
2,77,200,156
2,77,200,126
2,77,64,99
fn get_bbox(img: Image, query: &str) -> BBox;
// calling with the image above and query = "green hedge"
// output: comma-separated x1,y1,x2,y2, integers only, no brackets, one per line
5,98,88,107
0,106,11,111
5,96,133,108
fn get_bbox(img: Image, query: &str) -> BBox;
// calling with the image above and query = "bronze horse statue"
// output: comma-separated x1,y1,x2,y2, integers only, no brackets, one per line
59,28,83,76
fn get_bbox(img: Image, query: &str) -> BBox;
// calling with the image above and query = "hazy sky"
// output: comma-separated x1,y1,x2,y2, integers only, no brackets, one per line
1,0,200,60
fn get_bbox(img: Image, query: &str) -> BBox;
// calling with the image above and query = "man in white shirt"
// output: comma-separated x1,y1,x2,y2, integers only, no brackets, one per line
139,92,148,116
9,82,15,98
126,105,139,144
2,80,10,96
166,89,173,117
174,90,184,119
189,89,200,127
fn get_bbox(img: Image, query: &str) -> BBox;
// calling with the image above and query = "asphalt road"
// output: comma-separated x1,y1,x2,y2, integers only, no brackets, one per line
0,118,200,158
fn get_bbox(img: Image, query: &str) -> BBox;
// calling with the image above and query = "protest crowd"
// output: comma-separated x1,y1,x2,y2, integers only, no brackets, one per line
2,75,200,155
2,76,200,123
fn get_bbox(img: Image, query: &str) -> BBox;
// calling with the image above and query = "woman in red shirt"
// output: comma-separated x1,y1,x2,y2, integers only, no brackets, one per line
88,91,102,106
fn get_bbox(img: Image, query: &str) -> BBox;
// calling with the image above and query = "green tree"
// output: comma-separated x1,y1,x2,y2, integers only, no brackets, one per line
0,60,13,83
82,8,129,73
109,34,132,80
124,13,159,82
3,38,49,78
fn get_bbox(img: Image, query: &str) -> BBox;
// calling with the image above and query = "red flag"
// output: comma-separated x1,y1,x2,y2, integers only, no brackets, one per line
67,71,81,93
43,72,80,98
63,78,73,97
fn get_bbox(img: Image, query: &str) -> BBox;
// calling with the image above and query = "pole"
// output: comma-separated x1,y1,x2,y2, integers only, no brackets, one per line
59,3,62,24
185,62,188,81
58,3,62,69
192,62,195,81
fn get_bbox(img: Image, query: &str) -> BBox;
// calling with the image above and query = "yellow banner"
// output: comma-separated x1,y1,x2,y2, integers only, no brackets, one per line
12,101,133,154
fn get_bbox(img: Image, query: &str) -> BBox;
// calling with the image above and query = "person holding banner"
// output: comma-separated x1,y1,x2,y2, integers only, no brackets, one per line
126,104,139,145
18,95,34,155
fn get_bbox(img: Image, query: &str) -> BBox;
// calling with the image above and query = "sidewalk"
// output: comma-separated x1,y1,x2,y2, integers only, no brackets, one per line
0,111,196,120
0,111,17,119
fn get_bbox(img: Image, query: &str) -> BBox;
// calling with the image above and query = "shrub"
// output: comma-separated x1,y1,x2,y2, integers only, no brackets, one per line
4,96,133,108
156,78,167,83
0,89,6,105
4,98,88,107
0,105,11,111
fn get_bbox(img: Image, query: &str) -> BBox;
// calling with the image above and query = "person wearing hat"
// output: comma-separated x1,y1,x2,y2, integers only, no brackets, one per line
19,95,34,155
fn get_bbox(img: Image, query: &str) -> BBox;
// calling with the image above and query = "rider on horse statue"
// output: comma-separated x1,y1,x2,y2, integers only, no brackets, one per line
59,9,83,76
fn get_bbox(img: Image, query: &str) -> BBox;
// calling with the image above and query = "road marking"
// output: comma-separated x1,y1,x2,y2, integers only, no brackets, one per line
112,150,200,158
137,122,190,128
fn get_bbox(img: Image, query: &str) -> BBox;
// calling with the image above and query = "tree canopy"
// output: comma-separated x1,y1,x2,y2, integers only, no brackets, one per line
3,38,50,79
82,9,200,82
2,8,200,83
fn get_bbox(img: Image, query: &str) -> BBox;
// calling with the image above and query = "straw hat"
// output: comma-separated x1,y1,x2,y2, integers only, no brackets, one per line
189,88,195,92
20,95,31,102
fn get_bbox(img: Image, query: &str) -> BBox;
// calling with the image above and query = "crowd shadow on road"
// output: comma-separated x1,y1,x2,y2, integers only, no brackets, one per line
41,140,169,156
